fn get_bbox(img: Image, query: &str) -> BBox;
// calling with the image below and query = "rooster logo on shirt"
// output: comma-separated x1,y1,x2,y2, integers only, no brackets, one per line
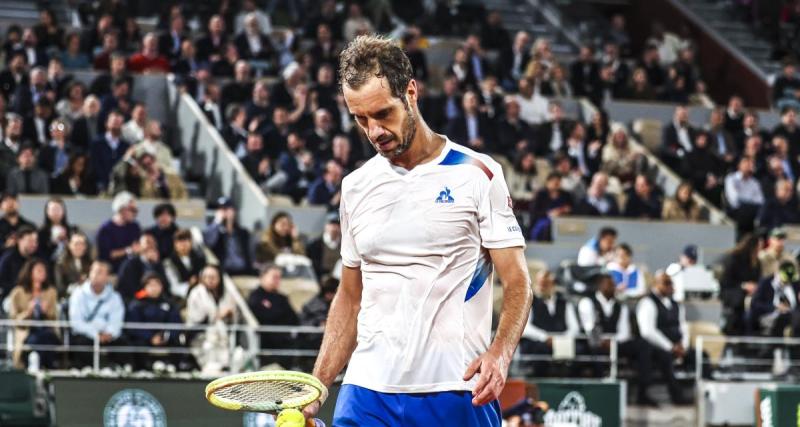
435,187,455,203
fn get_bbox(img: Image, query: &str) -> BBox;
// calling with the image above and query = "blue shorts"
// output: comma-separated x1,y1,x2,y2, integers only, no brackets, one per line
332,384,501,426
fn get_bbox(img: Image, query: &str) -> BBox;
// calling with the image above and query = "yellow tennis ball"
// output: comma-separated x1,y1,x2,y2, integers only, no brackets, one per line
276,409,306,427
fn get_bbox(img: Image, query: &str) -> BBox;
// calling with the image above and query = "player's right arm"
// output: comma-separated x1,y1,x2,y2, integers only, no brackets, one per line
302,264,362,419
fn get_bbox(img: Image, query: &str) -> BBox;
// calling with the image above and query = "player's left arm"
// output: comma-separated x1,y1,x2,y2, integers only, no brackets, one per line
464,245,532,406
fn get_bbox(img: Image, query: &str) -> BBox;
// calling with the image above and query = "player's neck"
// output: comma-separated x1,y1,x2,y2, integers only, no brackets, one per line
389,125,445,171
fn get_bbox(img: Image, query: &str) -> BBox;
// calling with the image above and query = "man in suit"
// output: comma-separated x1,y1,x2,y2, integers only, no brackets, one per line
770,135,799,184
22,98,54,147
426,75,461,134
0,53,28,100
158,14,189,61
234,13,277,67
536,101,573,156
89,110,130,193
707,108,737,170
500,31,531,89
569,45,600,98
14,28,48,68
750,261,800,337
733,110,769,153
495,96,533,158
11,67,51,119
575,172,619,217
445,91,494,152
661,105,696,170
221,61,253,114
5,144,49,195
195,15,228,63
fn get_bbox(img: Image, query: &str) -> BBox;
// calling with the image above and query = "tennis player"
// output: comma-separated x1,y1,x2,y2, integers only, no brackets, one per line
303,35,533,426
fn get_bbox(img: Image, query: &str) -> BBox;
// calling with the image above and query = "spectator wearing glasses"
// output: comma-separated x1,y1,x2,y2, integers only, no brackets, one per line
96,191,141,272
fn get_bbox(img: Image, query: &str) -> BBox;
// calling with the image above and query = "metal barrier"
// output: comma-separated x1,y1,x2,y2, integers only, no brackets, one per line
514,335,620,380
1,319,323,373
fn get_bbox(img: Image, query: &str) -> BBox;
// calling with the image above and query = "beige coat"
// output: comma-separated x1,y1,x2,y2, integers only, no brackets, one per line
661,197,706,222
8,286,58,367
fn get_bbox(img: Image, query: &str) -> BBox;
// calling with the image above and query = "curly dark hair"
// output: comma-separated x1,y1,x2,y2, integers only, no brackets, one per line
338,35,413,101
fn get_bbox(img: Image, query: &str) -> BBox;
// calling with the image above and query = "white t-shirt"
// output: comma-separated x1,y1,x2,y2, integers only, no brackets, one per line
339,138,525,393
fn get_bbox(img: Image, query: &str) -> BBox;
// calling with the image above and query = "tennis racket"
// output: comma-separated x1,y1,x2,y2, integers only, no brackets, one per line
205,370,328,426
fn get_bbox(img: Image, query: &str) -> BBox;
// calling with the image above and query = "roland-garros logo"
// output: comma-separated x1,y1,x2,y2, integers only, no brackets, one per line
103,389,166,427
544,391,602,427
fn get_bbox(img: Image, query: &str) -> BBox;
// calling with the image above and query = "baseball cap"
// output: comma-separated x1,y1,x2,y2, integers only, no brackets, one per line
215,196,234,209
770,227,788,239
682,244,698,262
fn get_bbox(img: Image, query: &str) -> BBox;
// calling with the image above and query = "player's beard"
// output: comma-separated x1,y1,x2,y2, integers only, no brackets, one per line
376,102,417,159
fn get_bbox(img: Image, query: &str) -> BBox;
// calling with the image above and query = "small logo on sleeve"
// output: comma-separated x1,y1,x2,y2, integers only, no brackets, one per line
435,187,455,203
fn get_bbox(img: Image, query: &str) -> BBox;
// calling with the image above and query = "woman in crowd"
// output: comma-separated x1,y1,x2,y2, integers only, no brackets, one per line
51,153,98,196
54,232,93,298
601,124,643,187
186,265,237,374
720,234,761,336
164,228,206,300
662,182,706,222
8,259,60,368
255,211,306,265
55,81,87,123
37,198,77,261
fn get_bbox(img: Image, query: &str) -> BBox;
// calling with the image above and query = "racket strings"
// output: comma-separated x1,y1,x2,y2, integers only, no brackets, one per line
214,380,317,408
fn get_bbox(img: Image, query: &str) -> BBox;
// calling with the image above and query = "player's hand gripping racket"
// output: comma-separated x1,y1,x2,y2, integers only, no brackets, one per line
205,370,328,427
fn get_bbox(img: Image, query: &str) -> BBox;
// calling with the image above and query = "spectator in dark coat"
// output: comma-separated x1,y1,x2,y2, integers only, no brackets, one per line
0,225,37,301
529,173,573,241
144,203,179,260
248,265,300,366
569,45,600,98
446,91,494,152
749,261,800,337
759,179,800,230
300,276,339,327
720,234,761,336
307,160,343,209
495,97,533,158
116,233,167,302
202,197,253,276
661,105,696,171
306,213,341,279
5,144,50,195
163,229,206,300
575,172,619,217
195,15,229,63
89,110,130,193
624,174,663,219
0,193,35,248
125,273,183,368
681,132,724,205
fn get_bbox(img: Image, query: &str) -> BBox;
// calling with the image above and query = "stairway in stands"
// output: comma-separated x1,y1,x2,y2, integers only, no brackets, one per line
481,0,579,57
680,0,782,77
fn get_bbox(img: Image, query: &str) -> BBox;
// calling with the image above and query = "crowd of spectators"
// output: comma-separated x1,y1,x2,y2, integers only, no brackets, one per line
0,0,798,403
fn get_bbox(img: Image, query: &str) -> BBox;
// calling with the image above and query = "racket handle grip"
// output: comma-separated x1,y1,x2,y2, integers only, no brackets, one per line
307,419,325,427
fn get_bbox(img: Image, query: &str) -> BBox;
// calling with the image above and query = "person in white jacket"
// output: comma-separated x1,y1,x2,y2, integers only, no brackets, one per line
186,264,237,374
68,260,127,367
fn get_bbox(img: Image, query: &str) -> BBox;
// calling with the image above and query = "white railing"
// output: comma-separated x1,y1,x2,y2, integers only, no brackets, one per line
1,319,324,373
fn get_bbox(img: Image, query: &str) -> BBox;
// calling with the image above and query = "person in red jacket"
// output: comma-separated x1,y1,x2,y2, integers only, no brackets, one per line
127,33,170,74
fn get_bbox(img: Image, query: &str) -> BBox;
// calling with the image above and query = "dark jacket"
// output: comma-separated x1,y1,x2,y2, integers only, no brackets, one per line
749,276,800,330
445,113,494,152
0,248,29,299
89,134,130,192
202,222,253,275
125,297,182,344
116,256,168,302
248,287,299,349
